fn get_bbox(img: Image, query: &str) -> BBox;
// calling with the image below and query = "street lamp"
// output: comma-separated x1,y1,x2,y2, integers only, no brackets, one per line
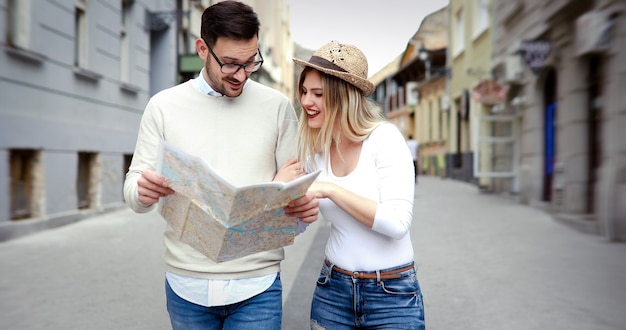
418,45,431,81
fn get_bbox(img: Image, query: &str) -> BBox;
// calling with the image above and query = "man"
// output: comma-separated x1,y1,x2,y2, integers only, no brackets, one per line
123,1,319,329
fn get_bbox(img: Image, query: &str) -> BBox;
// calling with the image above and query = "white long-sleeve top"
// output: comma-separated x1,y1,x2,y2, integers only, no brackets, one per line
315,123,416,271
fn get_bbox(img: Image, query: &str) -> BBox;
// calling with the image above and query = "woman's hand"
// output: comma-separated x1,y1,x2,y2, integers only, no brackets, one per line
274,157,306,182
284,191,319,224
308,181,334,199
308,181,377,229
284,181,333,225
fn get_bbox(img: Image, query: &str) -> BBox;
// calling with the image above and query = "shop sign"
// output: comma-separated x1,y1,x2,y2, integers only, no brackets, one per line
472,80,507,105
520,40,551,74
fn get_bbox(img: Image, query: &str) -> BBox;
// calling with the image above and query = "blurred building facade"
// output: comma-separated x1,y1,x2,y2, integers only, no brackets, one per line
0,0,296,241
446,0,495,185
490,0,626,240
371,0,625,240
371,7,449,179
0,0,178,241
5,0,622,242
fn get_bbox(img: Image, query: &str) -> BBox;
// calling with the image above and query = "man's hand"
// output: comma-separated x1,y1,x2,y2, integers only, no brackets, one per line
137,169,175,206
284,191,319,224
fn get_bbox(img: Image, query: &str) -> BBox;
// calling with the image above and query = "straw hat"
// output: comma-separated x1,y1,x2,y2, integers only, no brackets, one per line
293,41,375,96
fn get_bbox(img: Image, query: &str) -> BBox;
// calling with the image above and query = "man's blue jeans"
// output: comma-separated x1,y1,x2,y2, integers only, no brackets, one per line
165,274,282,330
311,261,425,329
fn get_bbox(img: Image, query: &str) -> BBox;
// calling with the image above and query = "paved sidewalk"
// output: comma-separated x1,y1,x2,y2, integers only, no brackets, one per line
1,176,625,329
0,206,327,330
410,177,626,330
0,208,169,329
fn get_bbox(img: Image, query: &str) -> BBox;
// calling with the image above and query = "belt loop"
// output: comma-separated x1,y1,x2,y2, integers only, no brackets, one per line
328,260,335,277
376,270,381,283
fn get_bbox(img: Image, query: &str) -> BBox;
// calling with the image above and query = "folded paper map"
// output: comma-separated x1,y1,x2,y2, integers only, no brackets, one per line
155,140,320,263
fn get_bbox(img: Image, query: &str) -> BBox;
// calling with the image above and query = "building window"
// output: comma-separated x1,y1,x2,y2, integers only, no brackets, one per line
75,0,88,67
10,149,38,220
428,100,433,142
438,96,443,140
474,0,489,38
454,8,465,55
6,0,31,49
120,0,132,83
77,152,97,209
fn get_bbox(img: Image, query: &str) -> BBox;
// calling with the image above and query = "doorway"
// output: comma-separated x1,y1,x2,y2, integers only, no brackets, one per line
542,69,557,201
587,55,603,213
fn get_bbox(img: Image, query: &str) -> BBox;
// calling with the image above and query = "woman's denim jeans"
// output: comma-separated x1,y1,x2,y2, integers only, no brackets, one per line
311,261,425,329
165,274,282,330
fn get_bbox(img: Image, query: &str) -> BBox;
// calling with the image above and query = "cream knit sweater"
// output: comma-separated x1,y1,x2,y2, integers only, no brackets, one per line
123,79,298,280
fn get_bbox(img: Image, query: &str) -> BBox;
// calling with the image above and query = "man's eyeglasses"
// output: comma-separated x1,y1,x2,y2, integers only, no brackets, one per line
205,40,264,74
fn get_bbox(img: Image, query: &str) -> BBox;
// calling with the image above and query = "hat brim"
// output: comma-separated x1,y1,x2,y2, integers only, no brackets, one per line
293,58,375,96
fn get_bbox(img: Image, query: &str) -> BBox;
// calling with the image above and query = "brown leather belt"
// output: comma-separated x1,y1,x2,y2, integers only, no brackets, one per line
324,260,414,280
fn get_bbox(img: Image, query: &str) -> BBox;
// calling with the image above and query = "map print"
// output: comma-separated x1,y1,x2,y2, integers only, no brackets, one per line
155,140,320,263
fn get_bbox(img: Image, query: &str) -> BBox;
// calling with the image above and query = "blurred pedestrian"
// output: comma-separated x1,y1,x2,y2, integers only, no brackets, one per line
406,135,419,183
123,1,319,329
293,41,425,329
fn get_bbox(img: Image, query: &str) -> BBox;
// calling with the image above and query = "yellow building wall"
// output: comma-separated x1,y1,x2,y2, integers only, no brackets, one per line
448,0,493,184
415,77,447,176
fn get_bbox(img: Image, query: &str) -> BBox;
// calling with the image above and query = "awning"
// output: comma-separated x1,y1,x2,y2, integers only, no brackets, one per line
576,9,616,56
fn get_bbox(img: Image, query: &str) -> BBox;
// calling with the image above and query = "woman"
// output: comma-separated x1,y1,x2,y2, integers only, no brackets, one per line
293,41,425,329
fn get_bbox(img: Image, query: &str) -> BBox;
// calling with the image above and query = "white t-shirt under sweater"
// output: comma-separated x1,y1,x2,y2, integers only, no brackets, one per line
123,72,298,306
314,123,416,271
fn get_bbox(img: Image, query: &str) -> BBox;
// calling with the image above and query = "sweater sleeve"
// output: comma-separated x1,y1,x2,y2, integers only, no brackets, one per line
370,124,415,239
123,96,164,213
274,97,298,167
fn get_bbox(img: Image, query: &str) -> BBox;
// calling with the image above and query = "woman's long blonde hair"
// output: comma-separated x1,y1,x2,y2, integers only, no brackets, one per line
296,67,385,170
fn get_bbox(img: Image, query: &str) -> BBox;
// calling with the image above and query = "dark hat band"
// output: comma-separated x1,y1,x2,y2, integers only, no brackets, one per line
308,55,348,73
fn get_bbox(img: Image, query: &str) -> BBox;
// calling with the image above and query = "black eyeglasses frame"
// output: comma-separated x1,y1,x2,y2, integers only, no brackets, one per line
204,39,264,74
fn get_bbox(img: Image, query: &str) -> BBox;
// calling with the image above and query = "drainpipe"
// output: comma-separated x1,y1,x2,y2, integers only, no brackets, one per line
445,3,452,177
603,51,618,240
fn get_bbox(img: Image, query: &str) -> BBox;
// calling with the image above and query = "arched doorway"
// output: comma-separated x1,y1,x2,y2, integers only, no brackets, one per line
542,68,557,201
